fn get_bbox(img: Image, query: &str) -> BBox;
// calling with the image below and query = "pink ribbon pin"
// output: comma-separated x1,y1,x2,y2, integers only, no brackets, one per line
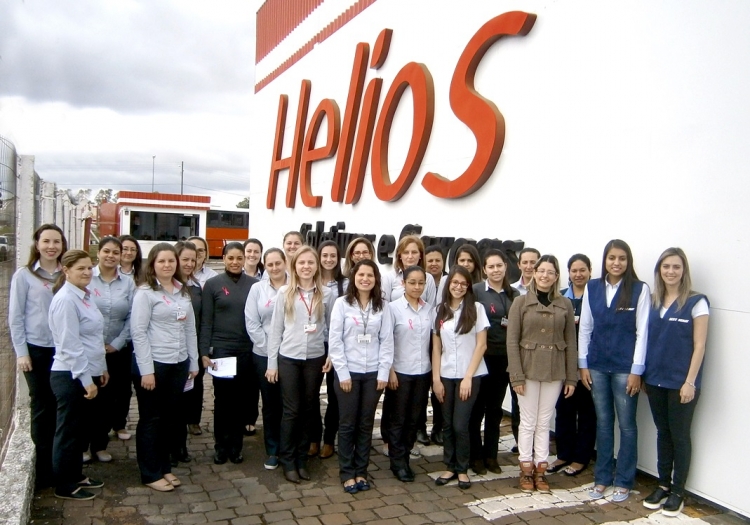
353,316,360,326
222,287,229,296
490,303,495,314
94,289,101,297
82,300,91,309
264,299,272,308
408,319,414,330
163,295,171,305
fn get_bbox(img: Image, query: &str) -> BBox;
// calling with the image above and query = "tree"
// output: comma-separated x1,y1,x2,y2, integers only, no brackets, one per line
236,197,249,208
66,188,92,205
94,188,117,205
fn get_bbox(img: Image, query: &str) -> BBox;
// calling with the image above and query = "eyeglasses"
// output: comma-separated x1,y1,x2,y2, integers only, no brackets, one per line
353,251,370,257
535,269,557,276
450,280,469,289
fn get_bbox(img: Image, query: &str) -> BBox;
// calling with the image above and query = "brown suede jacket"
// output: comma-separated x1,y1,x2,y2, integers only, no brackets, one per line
506,291,578,387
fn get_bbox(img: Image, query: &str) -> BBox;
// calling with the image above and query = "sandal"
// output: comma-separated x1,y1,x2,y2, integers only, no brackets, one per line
563,464,586,477
612,488,630,502
588,485,607,500
547,460,571,474
164,474,181,487
146,479,174,492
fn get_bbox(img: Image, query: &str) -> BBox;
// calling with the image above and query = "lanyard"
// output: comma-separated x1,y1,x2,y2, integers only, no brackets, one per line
299,290,314,322
358,301,371,334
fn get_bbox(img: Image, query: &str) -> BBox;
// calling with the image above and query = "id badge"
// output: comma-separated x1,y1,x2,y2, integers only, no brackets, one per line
500,317,509,328
304,323,317,334
574,315,580,325
357,334,372,344
176,308,187,321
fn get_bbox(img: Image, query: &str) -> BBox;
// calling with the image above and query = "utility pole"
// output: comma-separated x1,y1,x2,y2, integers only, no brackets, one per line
151,155,156,192
181,161,184,194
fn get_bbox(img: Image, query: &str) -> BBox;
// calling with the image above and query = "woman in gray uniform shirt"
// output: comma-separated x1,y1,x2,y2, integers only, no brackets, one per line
9,224,67,488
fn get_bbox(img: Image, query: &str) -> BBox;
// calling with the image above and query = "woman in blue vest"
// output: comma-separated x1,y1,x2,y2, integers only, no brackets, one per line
548,254,596,477
578,240,650,502
642,248,708,516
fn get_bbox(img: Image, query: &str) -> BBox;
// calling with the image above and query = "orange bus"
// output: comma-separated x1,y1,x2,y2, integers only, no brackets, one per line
206,209,250,258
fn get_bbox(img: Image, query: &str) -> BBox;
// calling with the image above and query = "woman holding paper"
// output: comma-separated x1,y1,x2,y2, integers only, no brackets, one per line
200,242,259,465
131,243,199,492
266,246,333,484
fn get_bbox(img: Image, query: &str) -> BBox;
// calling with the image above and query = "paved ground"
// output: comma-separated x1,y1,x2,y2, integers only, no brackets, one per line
29,375,743,525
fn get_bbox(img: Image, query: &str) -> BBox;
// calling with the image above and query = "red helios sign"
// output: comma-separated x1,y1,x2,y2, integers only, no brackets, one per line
266,11,537,210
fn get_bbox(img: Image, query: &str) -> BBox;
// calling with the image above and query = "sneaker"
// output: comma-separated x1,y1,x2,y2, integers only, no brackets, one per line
612,488,630,502
55,488,96,500
643,486,670,509
95,451,112,462
264,455,279,470
662,493,684,517
77,478,104,489
82,451,91,463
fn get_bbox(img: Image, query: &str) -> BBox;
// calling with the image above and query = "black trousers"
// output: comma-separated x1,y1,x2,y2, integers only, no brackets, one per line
212,349,254,458
647,385,700,495
511,388,520,444
184,362,205,425
23,344,57,487
310,343,339,446
441,376,481,474
469,355,510,462
554,379,597,465
243,365,260,429
416,338,443,436
104,342,133,432
133,359,189,484
50,372,103,495
335,371,381,481
252,353,282,456
386,372,430,471
278,354,325,472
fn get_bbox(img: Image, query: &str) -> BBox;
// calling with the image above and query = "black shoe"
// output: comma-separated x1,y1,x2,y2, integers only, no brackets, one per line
55,488,96,500
471,459,487,475
458,478,471,490
435,472,457,486
416,430,430,445
298,467,311,481
643,486,670,509
77,478,104,489
431,431,444,445
284,470,300,484
485,458,502,474
392,468,415,482
662,493,684,517
229,454,244,464
214,452,228,465
178,448,192,463
511,445,519,454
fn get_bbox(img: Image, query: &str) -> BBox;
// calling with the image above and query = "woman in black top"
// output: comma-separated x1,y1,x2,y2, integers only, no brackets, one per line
548,254,596,477
200,242,258,464
469,249,519,475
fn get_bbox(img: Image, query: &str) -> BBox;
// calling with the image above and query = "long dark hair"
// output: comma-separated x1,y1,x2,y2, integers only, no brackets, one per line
345,259,384,313
27,224,68,268
435,265,478,335
455,244,483,283
243,238,265,276
482,249,514,297
119,234,143,283
144,243,189,296
600,239,639,310
318,240,346,296
53,250,91,294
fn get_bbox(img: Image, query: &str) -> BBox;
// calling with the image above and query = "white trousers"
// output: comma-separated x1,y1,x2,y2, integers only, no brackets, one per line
517,380,563,465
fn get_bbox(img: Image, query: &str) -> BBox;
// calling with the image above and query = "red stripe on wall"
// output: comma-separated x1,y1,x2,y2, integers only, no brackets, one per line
256,0,325,64
255,0,379,93
117,191,211,204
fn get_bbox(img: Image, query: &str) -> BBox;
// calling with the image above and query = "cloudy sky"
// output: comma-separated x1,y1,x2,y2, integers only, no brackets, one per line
0,0,258,208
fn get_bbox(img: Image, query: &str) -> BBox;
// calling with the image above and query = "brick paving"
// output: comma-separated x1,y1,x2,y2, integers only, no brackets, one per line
29,375,732,525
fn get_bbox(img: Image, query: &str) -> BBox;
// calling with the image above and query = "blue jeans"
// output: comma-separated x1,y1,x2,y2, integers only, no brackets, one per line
589,370,638,489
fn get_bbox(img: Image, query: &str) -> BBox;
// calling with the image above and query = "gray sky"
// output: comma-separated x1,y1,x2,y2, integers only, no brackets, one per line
0,0,257,207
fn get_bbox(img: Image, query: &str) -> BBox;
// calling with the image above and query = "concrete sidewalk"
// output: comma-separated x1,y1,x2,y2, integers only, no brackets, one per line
29,375,743,525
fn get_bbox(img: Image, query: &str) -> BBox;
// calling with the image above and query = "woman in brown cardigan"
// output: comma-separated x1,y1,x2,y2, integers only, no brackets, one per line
507,254,577,493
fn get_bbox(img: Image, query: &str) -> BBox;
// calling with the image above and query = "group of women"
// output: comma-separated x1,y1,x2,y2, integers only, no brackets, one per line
10,226,708,514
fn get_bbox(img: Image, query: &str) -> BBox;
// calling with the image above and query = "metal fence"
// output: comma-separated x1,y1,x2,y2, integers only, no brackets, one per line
0,136,19,464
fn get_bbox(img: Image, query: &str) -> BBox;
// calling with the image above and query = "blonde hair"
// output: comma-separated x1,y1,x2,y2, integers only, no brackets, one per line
527,254,562,301
652,247,695,310
395,234,425,273
284,245,324,321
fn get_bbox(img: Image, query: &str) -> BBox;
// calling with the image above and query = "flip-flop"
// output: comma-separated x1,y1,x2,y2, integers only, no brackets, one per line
547,461,571,474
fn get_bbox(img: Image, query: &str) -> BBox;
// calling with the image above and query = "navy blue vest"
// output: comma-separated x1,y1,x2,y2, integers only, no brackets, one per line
587,278,645,374
644,294,708,389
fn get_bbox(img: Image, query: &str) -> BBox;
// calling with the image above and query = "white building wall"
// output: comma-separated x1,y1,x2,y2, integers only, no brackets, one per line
250,0,750,516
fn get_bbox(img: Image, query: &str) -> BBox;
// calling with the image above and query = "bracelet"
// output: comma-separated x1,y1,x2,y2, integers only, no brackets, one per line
685,381,696,388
